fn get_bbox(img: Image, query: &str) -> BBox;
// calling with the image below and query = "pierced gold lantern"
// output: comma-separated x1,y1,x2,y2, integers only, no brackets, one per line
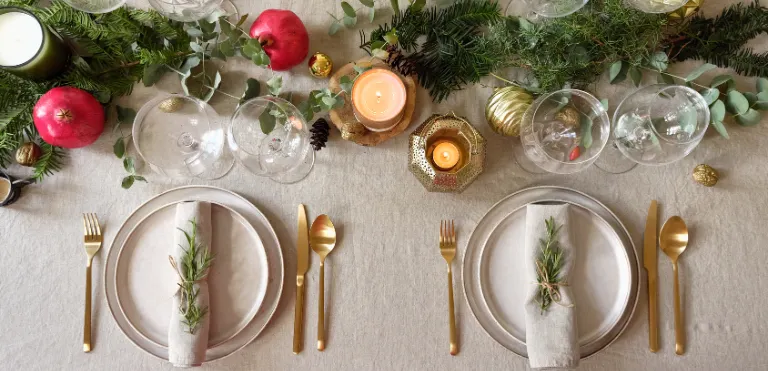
408,113,486,193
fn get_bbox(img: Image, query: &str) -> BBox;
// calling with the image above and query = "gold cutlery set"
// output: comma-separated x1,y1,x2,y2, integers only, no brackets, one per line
645,201,690,355
439,220,459,356
294,204,338,354
82,213,102,353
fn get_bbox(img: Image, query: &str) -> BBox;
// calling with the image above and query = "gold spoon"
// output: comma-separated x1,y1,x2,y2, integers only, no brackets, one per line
310,214,337,351
659,216,689,355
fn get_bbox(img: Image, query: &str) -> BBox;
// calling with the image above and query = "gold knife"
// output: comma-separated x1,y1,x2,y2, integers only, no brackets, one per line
644,200,659,352
294,204,310,354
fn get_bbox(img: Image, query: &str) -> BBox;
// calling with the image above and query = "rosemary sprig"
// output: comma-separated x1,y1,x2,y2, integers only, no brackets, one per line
535,217,568,314
174,218,215,334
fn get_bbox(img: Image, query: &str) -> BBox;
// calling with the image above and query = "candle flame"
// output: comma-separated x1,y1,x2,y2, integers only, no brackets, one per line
442,151,450,159
376,91,382,103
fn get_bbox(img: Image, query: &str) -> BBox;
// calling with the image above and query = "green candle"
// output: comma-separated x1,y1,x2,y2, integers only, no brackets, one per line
0,7,70,81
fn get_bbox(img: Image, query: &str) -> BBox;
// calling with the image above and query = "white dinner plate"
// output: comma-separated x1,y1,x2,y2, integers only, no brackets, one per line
105,186,284,362
115,201,268,348
464,186,639,359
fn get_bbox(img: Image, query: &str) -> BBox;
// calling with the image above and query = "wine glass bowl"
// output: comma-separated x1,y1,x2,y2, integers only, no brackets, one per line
522,0,589,18
612,84,709,166
516,89,610,174
147,0,223,21
61,0,126,14
626,0,688,14
229,96,315,184
133,94,233,179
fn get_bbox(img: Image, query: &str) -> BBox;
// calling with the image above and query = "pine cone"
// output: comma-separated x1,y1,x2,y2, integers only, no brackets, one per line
310,118,330,151
385,44,417,77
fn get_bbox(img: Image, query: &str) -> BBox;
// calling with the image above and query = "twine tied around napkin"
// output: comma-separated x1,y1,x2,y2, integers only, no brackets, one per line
534,259,574,310
168,254,211,332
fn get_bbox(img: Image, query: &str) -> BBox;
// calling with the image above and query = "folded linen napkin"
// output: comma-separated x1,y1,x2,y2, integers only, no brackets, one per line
169,201,212,368
524,204,579,369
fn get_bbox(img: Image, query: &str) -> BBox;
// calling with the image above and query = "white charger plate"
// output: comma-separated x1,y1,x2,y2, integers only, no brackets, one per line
105,186,284,362
115,201,268,348
464,186,639,359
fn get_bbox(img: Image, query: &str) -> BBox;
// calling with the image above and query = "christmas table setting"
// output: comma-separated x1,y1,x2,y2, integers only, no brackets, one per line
2,0,768,370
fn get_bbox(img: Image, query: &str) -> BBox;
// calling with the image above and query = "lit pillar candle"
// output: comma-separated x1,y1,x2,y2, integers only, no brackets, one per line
0,7,70,81
432,140,462,170
351,68,407,132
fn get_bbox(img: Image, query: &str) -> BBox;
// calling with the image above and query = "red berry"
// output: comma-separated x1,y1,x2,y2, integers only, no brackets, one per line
569,146,581,161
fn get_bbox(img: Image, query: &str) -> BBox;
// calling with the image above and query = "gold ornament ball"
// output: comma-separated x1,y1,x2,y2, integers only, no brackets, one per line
668,0,703,20
309,52,333,78
159,97,184,113
692,164,719,187
555,106,581,130
340,122,367,141
15,142,41,167
485,85,533,137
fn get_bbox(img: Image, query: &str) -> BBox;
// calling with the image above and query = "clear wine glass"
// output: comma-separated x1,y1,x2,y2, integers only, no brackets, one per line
228,96,315,184
625,0,687,14
61,0,126,14
597,84,709,172
133,94,234,180
505,0,588,18
148,0,237,22
514,89,610,174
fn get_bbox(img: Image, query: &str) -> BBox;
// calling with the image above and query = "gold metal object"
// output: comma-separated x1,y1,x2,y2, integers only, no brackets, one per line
668,0,703,20
310,215,337,351
409,114,486,193
555,106,581,130
309,52,333,78
158,97,184,113
643,200,659,352
15,142,41,167
439,220,459,356
660,216,689,356
82,213,102,353
692,164,718,187
485,85,533,137
294,204,310,354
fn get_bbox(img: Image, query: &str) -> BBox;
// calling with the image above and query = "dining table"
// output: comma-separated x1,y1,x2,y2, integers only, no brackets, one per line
1,0,767,370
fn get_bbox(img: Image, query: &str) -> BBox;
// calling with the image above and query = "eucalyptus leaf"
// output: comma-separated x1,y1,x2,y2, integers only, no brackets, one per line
710,99,726,122
710,74,733,88
384,28,398,45
341,1,356,16
372,48,388,59
123,157,135,173
518,18,533,32
628,65,641,87
360,0,374,6
744,92,758,106
220,17,232,35
370,40,385,50
297,100,314,122
179,56,201,75
757,78,768,93
198,19,215,34
340,75,354,94
580,114,593,149
657,73,675,85
684,63,716,82
709,120,729,139
736,108,762,126
280,92,294,103
186,27,203,38
240,78,261,105
94,91,111,104
679,105,697,135
754,91,768,110
701,88,720,105
236,14,248,27
343,15,357,27
252,52,270,66
390,0,399,12
410,0,426,12
116,106,136,124
608,61,622,83
647,52,668,71
321,96,338,110
267,75,283,96
329,21,342,35
600,99,608,111
210,47,226,60
726,90,749,115
113,137,126,159
369,6,375,22
133,176,147,183
241,39,263,58
220,40,235,57
121,175,135,189
354,64,372,74
259,104,277,134
189,41,204,53
333,97,345,109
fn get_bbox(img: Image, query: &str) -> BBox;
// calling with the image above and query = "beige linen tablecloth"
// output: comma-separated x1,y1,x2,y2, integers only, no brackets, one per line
1,0,767,370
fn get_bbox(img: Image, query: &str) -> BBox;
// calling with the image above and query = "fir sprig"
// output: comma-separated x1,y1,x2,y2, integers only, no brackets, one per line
171,219,215,334
535,217,569,314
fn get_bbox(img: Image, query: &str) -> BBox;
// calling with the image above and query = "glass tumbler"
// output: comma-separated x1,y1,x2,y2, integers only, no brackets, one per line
515,89,610,174
228,96,315,184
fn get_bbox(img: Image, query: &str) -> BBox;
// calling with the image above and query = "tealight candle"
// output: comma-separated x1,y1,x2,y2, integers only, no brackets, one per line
0,7,70,80
351,68,407,132
432,140,462,170
0,177,10,202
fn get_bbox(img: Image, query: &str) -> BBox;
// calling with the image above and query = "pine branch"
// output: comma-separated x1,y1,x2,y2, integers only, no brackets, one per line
34,142,65,180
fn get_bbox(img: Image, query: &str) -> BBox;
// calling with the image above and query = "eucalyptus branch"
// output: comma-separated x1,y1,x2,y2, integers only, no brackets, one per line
163,65,241,100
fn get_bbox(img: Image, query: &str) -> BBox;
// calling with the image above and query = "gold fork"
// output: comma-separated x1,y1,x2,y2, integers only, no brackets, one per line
440,220,459,356
82,213,102,353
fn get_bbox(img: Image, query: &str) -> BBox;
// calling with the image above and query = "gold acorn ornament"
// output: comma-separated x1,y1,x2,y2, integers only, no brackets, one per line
309,52,333,78
340,122,367,141
15,142,41,167
485,85,534,136
668,0,703,21
554,106,581,130
692,164,718,187
159,97,184,113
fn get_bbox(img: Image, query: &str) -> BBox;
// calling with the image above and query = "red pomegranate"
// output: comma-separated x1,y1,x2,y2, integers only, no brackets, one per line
249,10,309,71
33,87,105,149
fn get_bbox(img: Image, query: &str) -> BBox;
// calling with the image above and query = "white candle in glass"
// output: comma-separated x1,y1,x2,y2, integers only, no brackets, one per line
0,11,44,67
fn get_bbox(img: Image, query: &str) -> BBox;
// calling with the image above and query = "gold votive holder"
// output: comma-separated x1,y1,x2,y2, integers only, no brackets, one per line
408,113,486,193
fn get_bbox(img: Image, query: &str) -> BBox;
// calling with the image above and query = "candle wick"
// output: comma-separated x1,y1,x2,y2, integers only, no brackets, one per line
443,152,450,159
376,91,381,103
